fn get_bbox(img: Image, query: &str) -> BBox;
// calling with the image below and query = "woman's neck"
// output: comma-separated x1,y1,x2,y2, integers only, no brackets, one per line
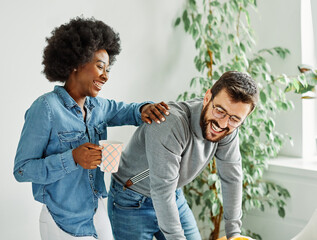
63,84,86,110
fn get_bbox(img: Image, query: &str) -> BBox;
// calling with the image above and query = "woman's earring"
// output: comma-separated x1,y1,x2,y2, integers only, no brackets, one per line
74,69,77,72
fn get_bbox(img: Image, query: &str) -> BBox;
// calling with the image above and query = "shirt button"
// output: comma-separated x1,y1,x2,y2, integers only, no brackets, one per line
89,174,93,178
77,110,81,114
94,190,98,193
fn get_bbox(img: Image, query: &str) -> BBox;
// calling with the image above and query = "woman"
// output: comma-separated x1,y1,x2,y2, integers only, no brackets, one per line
13,17,169,240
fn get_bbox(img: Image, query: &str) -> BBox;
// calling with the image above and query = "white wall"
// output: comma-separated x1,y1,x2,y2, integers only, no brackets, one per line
244,160,317,240
250,0,304,157
243,1,317,239
313,0,317,150
301,0,317,157
0,1,197,239
250,0,317,158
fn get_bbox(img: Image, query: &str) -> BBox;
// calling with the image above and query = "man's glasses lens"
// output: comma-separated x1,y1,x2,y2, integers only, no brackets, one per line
212,106,241,128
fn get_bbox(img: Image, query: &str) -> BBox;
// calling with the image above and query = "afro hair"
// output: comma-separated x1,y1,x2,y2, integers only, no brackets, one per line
42,16,121,82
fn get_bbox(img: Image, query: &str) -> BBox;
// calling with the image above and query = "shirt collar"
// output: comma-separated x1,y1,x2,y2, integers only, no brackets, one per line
182,99,204,140
84,97,95,112
54,85,95,111
192,102,204,140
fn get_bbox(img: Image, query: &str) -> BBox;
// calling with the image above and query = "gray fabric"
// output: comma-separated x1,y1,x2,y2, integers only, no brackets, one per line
113,98,242,239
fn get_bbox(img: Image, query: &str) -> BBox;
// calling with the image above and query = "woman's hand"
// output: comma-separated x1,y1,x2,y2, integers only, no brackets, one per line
72,143,102,169
140,101,170,124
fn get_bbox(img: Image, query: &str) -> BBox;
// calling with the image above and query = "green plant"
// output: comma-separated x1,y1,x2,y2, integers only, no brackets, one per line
285,64,317,96
173,0,307,239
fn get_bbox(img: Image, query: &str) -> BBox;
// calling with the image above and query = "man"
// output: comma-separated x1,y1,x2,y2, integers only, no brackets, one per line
108,71,258,240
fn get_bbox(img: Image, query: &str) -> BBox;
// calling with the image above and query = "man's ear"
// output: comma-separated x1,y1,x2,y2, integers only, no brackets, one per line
203,89,212,107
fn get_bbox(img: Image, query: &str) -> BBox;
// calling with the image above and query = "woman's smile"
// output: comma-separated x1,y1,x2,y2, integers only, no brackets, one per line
93,80,105,90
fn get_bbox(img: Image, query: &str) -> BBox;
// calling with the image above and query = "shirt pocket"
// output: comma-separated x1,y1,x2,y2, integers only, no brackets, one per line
58,131,86,150
94,121,108,142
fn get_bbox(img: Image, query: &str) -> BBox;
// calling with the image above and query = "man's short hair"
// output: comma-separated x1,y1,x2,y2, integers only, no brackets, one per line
211,71,259,113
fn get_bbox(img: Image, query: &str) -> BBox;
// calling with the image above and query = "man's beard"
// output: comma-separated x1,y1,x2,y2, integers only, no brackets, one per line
200,103,230,142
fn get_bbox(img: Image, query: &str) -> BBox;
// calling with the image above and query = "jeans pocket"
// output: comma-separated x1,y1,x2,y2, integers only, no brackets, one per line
113,192,143,210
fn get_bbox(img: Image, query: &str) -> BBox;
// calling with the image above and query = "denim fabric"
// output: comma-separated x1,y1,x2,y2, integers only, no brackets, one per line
14,86,149,238
39,198,112,240
108,178,201,240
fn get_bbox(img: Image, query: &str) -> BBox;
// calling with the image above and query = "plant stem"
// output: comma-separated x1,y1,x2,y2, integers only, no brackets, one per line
207,0,213,78
188,187,203,196
209,206,223,240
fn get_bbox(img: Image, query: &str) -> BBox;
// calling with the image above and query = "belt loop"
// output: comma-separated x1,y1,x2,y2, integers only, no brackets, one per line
141,196,147,203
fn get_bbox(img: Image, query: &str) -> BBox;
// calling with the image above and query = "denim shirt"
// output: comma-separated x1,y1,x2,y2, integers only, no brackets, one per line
14,86,149,238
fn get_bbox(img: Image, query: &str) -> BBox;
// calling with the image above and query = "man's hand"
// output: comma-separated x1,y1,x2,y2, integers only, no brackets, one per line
140,101,170,124
72,142,103,169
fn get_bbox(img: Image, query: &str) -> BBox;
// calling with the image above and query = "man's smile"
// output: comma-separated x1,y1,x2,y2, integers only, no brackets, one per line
211,122,226,133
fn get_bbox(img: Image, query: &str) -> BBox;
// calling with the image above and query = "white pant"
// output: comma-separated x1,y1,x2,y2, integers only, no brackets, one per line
39,198,113,240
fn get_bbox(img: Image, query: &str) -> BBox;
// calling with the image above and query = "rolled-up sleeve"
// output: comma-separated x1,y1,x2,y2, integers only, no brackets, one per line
105,100,153,127
13,97,78,184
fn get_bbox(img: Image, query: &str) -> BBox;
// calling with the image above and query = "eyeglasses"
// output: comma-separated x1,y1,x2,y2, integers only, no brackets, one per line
211,103,243,128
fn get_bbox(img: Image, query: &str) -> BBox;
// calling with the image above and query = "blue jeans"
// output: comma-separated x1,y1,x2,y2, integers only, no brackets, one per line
108,178,201,240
